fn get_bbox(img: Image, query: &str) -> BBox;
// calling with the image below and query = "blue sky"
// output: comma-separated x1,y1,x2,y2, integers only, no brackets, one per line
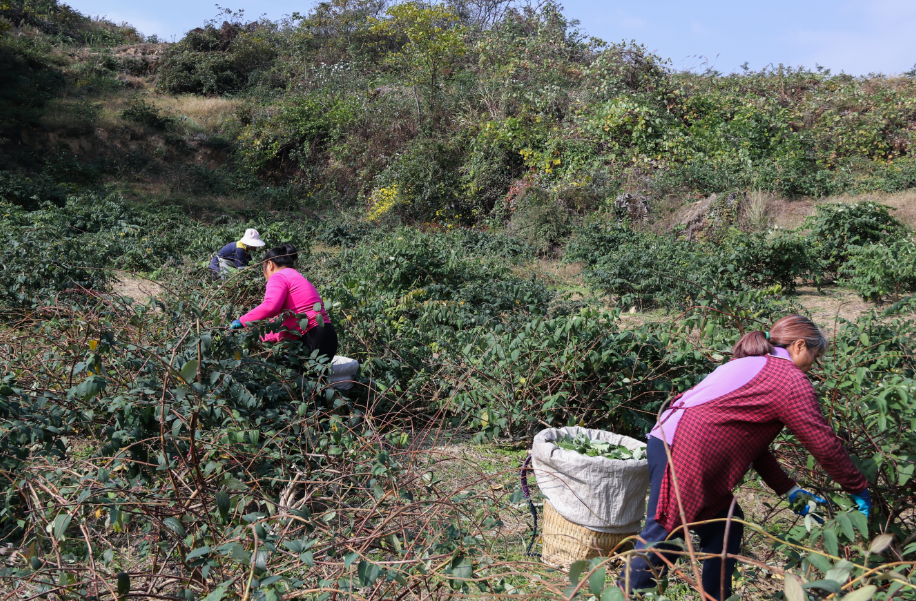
70,0,916,75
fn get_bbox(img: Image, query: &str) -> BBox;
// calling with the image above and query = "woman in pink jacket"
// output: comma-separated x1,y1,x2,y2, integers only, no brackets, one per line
230,244,337,359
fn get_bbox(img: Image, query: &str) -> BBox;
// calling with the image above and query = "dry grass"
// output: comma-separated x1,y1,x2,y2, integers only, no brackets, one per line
663,189,916,236
831,189,916,228
767,189,916,231
793,285,874,329
512,259,585,289
741,190,774,231
150,94,241,134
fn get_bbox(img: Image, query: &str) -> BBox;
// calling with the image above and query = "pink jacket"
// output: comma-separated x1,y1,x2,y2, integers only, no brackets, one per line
239,269,330,343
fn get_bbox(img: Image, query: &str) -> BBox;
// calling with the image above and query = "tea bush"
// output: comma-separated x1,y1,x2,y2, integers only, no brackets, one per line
1,197,915,599
567,223,815,308
805,202,910,274
842,238,916,302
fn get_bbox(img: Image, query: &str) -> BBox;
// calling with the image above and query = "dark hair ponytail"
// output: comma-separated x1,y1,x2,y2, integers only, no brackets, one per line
732,331,774,358
264,243,298,268
733,314,827,359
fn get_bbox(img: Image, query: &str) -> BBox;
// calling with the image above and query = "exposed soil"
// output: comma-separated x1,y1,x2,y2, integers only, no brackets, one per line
792,285,873,330
111,274,163,304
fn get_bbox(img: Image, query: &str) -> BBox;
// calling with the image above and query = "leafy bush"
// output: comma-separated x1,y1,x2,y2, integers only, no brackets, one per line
718,231,818,292
842,238,916,302
0,196,913,599
0,170,67,209
506,186,570,255
373,138,468,224
805,202,909,274
156,19,277,95
568,223,812,307
120,98,174,130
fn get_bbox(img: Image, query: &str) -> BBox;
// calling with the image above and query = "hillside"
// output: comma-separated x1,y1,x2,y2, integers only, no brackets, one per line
2,0,916,224
0,2,915,601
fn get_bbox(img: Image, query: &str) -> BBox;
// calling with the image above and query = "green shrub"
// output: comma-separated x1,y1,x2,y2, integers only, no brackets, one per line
374,138,468,224
570,224,816,306
718,231,818,292
121,98,174,130
841,239,916,302
804,202,909,274
156,21,278,95
0,170,67,209
506,186,570,255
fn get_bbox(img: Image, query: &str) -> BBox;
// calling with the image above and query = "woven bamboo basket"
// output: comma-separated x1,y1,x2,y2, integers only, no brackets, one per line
541,501,635,567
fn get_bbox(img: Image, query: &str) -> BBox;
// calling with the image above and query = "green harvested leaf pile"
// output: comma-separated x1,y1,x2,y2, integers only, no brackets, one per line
555,434,646,461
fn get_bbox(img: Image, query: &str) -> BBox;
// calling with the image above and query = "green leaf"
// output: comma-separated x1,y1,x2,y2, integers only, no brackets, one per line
806,554,832,574
179,360,198,383
841,585,877,601
803,579,842,594
344,551,359,569
588,567,607,596
202,585,228,601
868,533,894,554
823,528,839,556
826,560,854,584
53,514,72,541
163,517,186,537
116,572,130,599
357,560,381,587
601,587,625,601
849,510,868,537
450,554,472,580
837,513,855,541
569,560,589,584
186,546,211,560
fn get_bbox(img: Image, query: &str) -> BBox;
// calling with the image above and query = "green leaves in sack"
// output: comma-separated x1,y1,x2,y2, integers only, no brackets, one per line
555,433,646,461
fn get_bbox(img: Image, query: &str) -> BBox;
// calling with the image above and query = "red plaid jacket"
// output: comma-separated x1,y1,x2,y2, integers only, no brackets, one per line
655,354,867,533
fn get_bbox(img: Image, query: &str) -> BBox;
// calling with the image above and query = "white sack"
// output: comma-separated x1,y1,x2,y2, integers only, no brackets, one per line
329,355,360,390
531,426,650,533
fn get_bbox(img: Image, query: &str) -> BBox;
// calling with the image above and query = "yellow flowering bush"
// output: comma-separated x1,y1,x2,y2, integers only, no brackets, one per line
367,185,404,221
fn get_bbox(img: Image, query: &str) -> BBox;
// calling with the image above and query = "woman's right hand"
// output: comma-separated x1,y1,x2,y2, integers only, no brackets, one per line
230,319,244,330
787,485,826,515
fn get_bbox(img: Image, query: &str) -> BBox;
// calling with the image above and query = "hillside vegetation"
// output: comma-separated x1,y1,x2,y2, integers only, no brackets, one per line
0,1,916,601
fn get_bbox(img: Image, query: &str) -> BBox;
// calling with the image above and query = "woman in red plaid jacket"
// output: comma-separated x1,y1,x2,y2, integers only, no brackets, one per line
624,315,871,599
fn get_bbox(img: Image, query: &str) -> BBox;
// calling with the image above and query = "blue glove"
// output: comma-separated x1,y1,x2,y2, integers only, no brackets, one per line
787,485,827,516
230,319,244,330
850,488,872,518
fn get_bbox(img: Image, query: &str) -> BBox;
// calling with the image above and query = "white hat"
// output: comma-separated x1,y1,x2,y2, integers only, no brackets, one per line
240,228,265,247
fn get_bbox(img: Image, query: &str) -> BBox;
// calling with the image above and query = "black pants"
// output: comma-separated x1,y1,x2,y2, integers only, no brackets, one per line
303,321,338,361
625,436,744,600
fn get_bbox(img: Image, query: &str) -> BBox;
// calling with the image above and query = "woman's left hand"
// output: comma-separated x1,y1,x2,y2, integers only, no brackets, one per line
230,319,244,330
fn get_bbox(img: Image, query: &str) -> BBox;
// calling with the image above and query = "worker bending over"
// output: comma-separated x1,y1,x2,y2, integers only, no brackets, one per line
625,314,870,600
210,228,265,279
230,243,337,360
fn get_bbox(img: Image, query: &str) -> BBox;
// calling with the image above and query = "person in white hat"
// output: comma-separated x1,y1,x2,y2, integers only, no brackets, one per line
209,228,265,279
